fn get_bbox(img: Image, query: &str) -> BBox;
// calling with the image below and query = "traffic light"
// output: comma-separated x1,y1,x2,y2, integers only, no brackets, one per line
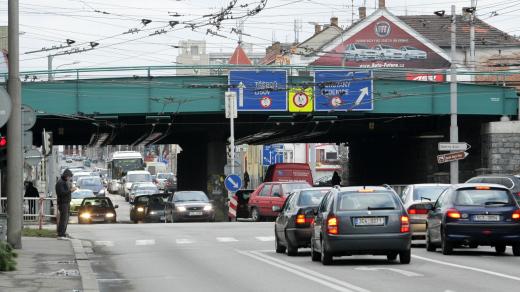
42,129,53,156
0,135,6,148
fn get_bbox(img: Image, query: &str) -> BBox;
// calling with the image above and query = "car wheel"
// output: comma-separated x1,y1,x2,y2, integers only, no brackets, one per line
399,249,411,264
387,253,398,261
404,54,410,60
495,244,506,254
320,239,333,265
275,232,286,254
441,231,453,255
310,239,320,262
251,207,261,222
513,244,520,256
286,242,298,256
425,229,436,252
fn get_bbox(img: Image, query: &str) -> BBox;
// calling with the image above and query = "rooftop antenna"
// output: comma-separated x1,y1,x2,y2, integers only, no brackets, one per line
351,0,354,24
293,19,302,43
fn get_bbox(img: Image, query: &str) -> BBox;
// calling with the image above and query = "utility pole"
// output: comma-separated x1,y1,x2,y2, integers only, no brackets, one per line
469,0,476,79
7,0,23,249
450,5,459,184
47,55,53,81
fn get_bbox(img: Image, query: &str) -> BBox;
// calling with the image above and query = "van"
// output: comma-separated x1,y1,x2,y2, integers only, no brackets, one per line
264,163,313,185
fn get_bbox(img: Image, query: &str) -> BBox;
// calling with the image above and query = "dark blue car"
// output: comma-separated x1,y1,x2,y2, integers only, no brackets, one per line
425,183,520,255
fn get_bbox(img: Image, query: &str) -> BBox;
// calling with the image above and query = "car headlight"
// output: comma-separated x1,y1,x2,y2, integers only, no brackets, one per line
150,211,156,215
105,213,114,218
177,206,186,212
203,205,213,211
80,213,91,219
137,207,144,212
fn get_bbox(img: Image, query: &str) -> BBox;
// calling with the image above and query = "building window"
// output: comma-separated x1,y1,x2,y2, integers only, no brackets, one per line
191,46,199,55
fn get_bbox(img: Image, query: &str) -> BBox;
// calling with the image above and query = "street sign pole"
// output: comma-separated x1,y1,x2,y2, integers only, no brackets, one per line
449,5,459,184
225,92,238,193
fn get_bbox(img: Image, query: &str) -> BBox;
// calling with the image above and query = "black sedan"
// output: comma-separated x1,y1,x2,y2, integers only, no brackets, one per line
130,194,168,223
78,197,118,224
426,183,520,255
165,191,215,222
274,187,330,256
311,186,411,265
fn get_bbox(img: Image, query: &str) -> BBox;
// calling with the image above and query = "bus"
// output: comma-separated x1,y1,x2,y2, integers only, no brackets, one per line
107,151,145,194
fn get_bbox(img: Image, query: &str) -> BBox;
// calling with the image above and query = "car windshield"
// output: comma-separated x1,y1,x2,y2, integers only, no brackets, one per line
149,196,165,206
82,198,112,207
174,191,208,202
403,46,417,50
297,190,328,206
157,173,173,179
78,177,102,186
137,186,158,191
72,190,94,199
356,44,369,49
455,189,512,206
127,173,151,182
282,183,312,195
413,186,448,201
338,191,398,211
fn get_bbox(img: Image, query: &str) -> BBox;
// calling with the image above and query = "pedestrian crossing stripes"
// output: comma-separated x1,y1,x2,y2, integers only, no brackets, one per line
255,236,275,242
135,239,155,246
94,241,114,247
216,237,239,242
92,236,274,247
176,239,194,244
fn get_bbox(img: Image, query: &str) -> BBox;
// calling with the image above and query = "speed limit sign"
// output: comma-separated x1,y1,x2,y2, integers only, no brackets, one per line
293,92,309,108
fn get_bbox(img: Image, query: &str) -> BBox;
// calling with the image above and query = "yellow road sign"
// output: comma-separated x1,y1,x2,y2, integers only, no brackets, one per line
288,87,313,112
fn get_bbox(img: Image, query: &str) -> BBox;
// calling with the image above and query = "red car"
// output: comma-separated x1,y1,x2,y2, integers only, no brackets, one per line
248,181,311,221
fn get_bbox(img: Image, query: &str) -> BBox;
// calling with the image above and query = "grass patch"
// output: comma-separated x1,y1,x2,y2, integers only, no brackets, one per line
22,228,56,238
0,241,17,271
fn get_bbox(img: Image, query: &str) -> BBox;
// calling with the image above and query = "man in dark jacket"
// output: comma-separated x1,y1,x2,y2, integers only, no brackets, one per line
24,181,40,216
55,169,76,239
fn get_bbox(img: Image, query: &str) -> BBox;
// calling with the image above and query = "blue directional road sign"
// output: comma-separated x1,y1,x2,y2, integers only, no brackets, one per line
262,144,284,166
224,174,242,193
314,70,373,111
229,70,288,111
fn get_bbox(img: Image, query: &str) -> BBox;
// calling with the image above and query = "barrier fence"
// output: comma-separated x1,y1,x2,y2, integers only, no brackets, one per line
0,197,57,229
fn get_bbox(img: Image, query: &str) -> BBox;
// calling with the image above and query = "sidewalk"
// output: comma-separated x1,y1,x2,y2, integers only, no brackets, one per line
0,237,83,292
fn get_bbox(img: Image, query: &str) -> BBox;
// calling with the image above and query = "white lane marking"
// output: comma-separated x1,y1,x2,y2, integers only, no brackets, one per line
135,239,155,246
176,238,194,244
355,267,423,277
94,241,114,247
413,255,520,282
247,251,370,292
256,236,275,242
216,237,239,242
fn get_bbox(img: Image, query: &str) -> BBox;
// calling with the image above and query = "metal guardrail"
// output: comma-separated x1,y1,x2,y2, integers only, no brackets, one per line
0,197,57,225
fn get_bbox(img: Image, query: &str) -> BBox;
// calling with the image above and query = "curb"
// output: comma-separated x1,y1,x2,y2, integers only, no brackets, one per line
70,238,100,292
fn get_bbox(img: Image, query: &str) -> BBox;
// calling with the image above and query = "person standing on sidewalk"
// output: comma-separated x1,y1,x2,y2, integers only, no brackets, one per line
24,181,40,218
55,169,75,239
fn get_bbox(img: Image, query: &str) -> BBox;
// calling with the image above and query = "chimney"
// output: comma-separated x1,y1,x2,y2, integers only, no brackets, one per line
359,7,367,19
379,0,385,8
314,24,322,34
330,17,339,27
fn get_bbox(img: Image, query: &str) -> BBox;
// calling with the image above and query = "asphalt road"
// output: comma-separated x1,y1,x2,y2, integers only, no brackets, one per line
69,221,520,292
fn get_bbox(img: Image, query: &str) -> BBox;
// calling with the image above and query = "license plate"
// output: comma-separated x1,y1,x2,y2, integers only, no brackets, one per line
189,211,203,216
92,217,105,222
354,217,385,226
474,215,500,221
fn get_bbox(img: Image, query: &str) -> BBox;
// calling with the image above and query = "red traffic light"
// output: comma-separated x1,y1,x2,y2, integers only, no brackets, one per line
0,136,6,147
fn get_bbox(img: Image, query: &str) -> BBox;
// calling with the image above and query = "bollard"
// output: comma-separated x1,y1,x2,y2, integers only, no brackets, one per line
0,213,7,241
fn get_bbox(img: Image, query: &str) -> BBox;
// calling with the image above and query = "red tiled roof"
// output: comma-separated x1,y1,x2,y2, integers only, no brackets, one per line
228,45,252,65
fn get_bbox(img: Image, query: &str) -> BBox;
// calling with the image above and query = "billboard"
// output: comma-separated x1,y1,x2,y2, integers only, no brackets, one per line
312,16,450,69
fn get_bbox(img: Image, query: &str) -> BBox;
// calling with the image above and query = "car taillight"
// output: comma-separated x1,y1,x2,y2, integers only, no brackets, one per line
513,210,520,220
446,208,461,219
295,213,314,226
400,216,410,233
327,216,338,235
408,208,428,215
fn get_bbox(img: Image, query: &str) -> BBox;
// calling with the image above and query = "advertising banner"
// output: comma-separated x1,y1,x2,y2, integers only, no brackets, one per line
406,73,445,82
314,70,373,111
229,70,288,111
288,87,313,112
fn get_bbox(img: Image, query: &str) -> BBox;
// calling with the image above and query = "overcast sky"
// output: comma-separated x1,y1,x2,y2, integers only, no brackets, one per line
0,0,518,73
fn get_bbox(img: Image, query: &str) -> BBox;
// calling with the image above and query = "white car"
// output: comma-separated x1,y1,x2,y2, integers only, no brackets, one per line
400,46,427,60
121,170,153,202
372,44,405,60
344,43,378,61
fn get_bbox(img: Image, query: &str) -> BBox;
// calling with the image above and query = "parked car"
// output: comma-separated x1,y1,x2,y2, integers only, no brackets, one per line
425,183,520,255
466,174,520,202
344,43,378,61
310,186,412,265
273,187,330,256
400,46,427,60
130,193,168,223
128,182,159,203
70,189,95,214
165,191,215,222
228,189,255,221
248,181,312,222
263,163,314,185
76,176,105,196
401,184,450,239
77,197,118,224
121,170,153,202
372,44,405,60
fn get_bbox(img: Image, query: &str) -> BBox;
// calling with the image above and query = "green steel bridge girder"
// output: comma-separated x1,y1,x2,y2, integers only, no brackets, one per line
19,75,518,116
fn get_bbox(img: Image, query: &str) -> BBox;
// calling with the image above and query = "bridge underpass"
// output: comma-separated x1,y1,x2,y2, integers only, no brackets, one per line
4,65,518,191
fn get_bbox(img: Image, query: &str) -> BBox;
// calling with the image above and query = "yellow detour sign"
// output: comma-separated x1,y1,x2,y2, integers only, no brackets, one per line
288,87,313,112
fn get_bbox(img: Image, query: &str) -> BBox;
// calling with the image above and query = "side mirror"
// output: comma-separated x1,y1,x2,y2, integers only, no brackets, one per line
114,204,119,208
272,206,281,213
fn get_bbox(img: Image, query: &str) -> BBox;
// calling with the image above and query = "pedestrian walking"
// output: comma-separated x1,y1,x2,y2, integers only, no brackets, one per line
331,171,341,186
24,181,40,217
55,169,76,239
243,170,250,189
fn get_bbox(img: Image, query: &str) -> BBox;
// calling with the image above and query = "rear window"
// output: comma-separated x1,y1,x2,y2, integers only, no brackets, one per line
282,183,312,194
297,190,328,206
455,189,513,206
467,177,514,189
413,186,447,201
338,192,398,211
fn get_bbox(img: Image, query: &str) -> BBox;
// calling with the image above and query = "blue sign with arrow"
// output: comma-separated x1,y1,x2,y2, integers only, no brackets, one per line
229,70,288,111
262,144,284,166
314,70,373,111
224,174,242,193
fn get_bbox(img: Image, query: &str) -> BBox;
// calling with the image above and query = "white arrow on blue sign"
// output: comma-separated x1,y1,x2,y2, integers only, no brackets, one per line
224,174,242,193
